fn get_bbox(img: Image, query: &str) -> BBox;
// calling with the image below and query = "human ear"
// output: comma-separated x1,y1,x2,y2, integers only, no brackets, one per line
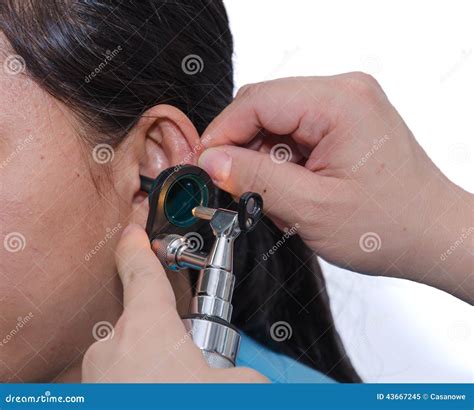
117,104,201,227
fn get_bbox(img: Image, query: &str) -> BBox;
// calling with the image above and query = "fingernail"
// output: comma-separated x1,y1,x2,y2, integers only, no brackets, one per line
198,148,232,183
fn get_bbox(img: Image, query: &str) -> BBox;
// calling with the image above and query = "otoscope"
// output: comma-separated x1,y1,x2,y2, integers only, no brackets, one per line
140,165,263,368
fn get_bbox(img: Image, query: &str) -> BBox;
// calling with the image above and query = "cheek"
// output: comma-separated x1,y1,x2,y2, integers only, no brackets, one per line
0,109,124,378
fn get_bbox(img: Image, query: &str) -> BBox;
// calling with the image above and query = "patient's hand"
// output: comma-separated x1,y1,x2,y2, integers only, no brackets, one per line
199,74,472,303
81,224,268,383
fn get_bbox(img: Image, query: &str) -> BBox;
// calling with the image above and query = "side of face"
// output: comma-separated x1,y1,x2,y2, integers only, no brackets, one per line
0,36,203,380
0,58,135,380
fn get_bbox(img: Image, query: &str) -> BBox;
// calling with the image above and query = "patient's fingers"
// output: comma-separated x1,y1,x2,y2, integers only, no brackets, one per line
115,225,205,358
115,224,177,315
83,224,209,381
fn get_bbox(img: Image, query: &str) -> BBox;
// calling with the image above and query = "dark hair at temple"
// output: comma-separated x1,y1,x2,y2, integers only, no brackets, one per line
0,0,360,382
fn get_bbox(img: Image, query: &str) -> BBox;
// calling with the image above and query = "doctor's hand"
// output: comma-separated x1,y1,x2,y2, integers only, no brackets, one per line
198,74,472,303
82,224,268,383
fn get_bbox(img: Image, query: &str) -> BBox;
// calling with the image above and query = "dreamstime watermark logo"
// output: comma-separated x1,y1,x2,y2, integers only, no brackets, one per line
92,143,115,164
447,142,471,165
173,328,194,352
440,227,473,261
0,312,34,347
270,321,293,342
92,321,115,342
181,54,204,75
359,232,382,253
270,143,293,164
360,54,383,74
262,223,300,261
173,134,211,173
173,315,209,351
440,49,472,83
184,232,204,252
5,390,85,404
352,135,390,173
84,224,122,261
3,54,26,75
3,232,26,253
84,45,122,83
264,47,300,79
447,320,471,341
0,135,34,170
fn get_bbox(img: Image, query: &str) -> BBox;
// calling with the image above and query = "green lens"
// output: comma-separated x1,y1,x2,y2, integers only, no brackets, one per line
164,175,208,228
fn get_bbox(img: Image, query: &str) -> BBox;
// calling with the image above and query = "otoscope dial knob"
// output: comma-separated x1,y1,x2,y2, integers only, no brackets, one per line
151,234,207,271
238,192,263,232
151,234,185,270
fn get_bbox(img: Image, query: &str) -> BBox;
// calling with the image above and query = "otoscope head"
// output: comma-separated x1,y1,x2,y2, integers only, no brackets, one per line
140,166,214,240
141,165,264,369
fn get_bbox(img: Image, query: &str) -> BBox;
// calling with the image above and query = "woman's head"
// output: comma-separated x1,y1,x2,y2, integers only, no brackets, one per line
0,0,359,382
0,0,232,381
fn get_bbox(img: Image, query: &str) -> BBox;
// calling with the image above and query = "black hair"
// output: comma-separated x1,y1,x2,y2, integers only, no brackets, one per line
0,0,360,382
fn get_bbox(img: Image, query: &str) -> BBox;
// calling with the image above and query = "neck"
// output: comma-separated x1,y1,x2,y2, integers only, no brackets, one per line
53,361,82,383
54,269,193,383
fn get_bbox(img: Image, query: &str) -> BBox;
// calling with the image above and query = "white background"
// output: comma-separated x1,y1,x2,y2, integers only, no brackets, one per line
225,0,473,382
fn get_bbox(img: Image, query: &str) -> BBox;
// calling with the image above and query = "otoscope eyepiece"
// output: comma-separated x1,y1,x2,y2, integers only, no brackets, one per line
164,173,209,228
140,166,214,240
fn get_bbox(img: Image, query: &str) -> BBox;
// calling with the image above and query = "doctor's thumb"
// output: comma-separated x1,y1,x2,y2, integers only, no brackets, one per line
198,146,316,223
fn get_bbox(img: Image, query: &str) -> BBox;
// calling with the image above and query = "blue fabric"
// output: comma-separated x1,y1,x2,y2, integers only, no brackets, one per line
236,333,334,383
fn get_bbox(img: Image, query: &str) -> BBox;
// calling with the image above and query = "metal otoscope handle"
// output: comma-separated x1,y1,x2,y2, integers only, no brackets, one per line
151,193,263,368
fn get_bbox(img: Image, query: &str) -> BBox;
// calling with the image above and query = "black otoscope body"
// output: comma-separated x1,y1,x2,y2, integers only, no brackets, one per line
140,166,263,368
